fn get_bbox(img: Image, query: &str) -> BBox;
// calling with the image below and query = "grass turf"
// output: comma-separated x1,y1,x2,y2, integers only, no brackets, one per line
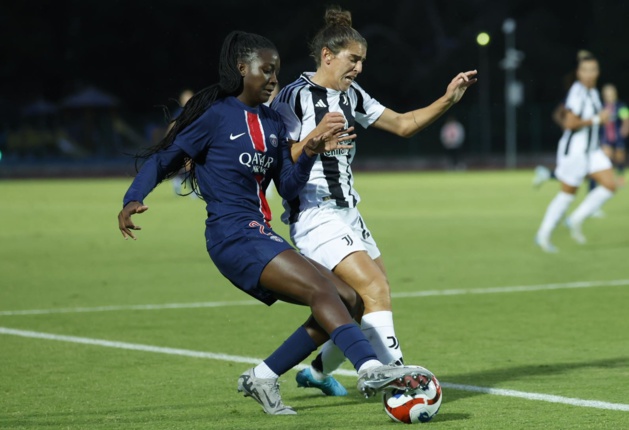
1,171,628,429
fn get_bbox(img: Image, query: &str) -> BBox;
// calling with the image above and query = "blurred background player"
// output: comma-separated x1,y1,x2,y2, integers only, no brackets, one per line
440,114,466,170
532,53,586,189
600,83,629,187
535,51,615,252
271,5,476,395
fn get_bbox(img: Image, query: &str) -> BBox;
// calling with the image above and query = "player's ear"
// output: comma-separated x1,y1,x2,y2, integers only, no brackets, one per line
238,62,247,77
322,47,333,65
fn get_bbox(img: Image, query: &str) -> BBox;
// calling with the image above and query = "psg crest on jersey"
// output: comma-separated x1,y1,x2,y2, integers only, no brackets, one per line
269,134,278,147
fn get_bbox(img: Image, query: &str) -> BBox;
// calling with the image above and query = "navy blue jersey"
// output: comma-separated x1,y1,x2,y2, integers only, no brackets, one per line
123,96,315,245
601,101,629,146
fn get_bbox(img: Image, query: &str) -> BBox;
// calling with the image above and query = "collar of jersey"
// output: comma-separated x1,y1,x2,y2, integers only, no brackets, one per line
225,96,261,114
301,72,346,95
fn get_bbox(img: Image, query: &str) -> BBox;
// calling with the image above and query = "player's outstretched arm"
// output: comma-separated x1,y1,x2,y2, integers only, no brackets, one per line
118,201,149,240
563,109,609,131
373,70,477,138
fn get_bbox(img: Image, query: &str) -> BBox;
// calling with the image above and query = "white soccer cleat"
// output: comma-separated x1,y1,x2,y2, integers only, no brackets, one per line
532,165,551,188
535,234,558,253
237,368,297,415
565,218,586,244
357,364,434,399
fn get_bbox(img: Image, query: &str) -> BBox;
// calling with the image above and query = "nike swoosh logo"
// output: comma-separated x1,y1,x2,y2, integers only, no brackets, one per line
262,390,278,408
230,132,246,140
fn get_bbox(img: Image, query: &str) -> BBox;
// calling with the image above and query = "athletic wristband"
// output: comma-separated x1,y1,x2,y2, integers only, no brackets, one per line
591,115,600,126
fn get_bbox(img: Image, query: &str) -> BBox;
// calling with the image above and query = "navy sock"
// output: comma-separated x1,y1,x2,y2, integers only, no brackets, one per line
263,326,317,376
589,178,597,192
331,323,378,371
617,164,625,175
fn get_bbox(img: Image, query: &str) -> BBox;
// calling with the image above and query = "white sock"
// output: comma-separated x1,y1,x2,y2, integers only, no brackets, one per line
360,311,404,365
318,339,347,376
357,359,383,373
568,186,614,225
253,362,278,379
537,191,575,239
308,365,326,381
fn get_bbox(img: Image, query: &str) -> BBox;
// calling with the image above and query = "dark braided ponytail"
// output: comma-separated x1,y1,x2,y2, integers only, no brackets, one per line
136,31,277,197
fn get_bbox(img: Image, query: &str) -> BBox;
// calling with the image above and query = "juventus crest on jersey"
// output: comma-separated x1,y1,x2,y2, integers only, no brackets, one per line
271,72,386,223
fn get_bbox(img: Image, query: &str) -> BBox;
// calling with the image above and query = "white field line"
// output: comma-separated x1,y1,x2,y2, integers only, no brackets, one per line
390,278,629,298
1,326,628,412
0,300,261,316
1,279,628,317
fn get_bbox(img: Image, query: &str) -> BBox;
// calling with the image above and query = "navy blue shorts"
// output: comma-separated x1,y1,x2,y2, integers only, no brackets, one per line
207,220,293,306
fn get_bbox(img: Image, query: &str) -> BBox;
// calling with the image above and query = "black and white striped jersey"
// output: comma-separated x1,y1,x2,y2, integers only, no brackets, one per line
559,81,603,155
271,72,385,223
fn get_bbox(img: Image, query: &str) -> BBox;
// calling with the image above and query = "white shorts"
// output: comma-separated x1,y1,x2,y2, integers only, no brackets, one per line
289,205,380,271
555,148,612,187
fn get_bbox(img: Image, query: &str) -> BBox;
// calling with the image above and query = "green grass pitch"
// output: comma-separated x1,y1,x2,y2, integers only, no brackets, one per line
1,170,628,429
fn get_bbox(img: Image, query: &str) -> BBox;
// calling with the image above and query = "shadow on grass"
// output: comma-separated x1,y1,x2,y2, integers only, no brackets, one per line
440,356,629,404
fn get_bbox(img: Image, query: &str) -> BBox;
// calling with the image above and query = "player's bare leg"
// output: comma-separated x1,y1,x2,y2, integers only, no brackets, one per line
566,169,615,243
536,182,578,252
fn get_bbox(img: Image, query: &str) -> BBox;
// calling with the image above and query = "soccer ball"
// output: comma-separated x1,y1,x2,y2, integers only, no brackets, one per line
382,375,442,424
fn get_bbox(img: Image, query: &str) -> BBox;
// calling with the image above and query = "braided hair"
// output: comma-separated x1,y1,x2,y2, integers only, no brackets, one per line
137,31,277,196
309,5,367,68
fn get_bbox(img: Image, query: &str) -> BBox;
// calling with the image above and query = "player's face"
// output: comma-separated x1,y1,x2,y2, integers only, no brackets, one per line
576,60,599,89
238,48,280,107
326,41,366,92
602,85,617,103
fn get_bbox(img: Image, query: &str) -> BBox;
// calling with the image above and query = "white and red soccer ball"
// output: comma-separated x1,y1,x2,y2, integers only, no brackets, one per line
383,375,442,424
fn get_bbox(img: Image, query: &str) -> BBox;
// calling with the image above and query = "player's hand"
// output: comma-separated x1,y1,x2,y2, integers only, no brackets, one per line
118,201,149,240
315,112,348,135
599,109,611,125
445,70,478,104
305,126,356,155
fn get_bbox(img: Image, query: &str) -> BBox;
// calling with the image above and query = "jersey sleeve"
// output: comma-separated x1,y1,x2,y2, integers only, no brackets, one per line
564,83,585,116
172,108,214,158
618,103,629,120
122,144,187,206
351,81,386,128
272,121,315,201
271,95,303,142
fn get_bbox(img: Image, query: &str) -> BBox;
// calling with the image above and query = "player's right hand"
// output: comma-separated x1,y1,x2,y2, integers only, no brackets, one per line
118,201,149,240
317,112,347,134
599,109,611,124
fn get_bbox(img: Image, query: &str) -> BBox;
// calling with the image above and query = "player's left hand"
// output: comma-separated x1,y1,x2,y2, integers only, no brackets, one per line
118,201,149,240
445,70,478,104
305,126,356,155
